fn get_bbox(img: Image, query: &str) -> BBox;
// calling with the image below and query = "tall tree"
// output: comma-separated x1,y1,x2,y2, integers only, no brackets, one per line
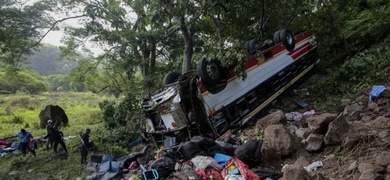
0,0,55,70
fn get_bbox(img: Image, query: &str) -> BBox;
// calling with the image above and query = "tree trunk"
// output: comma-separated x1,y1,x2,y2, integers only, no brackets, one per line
180,16,194,74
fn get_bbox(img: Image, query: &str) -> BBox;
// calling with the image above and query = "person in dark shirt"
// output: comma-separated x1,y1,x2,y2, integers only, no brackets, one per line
80,128,91,164
45,120,54,150
44,127,67,154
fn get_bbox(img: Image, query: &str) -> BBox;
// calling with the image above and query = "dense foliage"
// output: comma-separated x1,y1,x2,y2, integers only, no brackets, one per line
312,35,390,99
96,93,143,154
0,0,55,69
0,70,48,94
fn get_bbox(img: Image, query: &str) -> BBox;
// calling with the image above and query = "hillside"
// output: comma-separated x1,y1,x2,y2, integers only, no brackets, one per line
239,82,390,180
26,45,77,76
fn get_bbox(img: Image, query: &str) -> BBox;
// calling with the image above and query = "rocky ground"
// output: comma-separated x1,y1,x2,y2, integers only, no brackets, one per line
240,85,390,180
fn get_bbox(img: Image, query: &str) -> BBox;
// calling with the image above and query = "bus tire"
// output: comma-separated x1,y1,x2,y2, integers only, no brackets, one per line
197,57,226,85
280,28,295,51
273,30,281,44
244,39,259,55
162,71,181,87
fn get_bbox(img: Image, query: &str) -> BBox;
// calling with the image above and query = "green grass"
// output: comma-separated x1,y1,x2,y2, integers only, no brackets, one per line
0,92,116,179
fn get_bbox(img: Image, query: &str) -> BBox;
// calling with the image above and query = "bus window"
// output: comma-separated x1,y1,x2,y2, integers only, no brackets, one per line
224,105,239,124
257,88,267,103
229,106,239,118
247,91,258,110
237,97,249,116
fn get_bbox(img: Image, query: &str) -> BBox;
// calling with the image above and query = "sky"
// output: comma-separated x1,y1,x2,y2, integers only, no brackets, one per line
40,8,105,56
39,2,137,56
41,26,105,56
42,30,63,46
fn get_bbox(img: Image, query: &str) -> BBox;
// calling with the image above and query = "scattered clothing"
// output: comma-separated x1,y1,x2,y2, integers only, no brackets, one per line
285,112,303,121
304,161,324,172
302,110,316,116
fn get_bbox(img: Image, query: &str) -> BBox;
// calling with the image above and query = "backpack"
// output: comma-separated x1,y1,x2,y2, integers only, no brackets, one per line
234,140,262,167
167,170,202,180
29,140,38,150
166,143,185,161
182,136,218,160
150,157,176,178
174,160,195,172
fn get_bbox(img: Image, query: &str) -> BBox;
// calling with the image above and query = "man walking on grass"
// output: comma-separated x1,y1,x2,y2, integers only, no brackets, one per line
44,127,67,154
45,119,54,150
6,129,36,157
80,128,91,164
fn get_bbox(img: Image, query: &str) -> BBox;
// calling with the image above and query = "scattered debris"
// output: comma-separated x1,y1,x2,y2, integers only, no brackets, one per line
304,161,323,172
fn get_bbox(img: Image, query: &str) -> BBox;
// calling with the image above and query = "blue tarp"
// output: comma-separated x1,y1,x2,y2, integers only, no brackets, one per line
369,85,387,103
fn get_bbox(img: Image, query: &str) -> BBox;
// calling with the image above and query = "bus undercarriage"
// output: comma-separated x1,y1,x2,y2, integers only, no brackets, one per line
142,29,319,148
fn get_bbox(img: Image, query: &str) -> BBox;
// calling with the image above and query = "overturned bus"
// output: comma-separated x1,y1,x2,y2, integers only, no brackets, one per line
142,28,319,148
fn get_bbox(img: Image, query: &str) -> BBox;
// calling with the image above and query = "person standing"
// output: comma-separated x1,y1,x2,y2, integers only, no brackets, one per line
80,128,91,164
45,120,54,150
12,129,36,157
44,127,67,154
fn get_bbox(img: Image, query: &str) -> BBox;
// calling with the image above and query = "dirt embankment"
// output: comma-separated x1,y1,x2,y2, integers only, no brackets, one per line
242,85,390,179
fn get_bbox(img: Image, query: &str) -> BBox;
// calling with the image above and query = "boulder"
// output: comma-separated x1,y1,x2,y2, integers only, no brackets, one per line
261,125,298,159
340,99,352,110
282,164,310,180
256,110,285,128
360,115,373,123
359,163,374,173
323,154,338,169
378,130,390,143
295,128,311,139
375,151,390,167
342,133,363,149
304,133,324,152
379,89,390,97
357,163,386,174
359,169,382,180
366,102,381,113
343,103,363,121
294,156,310,167
324,113,348,145
306,113,337,134
372,116,390,128
39,105,69,128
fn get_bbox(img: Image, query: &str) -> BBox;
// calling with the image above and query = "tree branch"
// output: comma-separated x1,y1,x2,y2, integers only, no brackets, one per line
258,0,265,40
14,14,87,64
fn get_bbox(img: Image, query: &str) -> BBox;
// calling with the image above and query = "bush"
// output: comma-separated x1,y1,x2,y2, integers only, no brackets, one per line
0,70,48,94
93,126,139,155
12,116,24,124
99,93,142,129
311,35,390,100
